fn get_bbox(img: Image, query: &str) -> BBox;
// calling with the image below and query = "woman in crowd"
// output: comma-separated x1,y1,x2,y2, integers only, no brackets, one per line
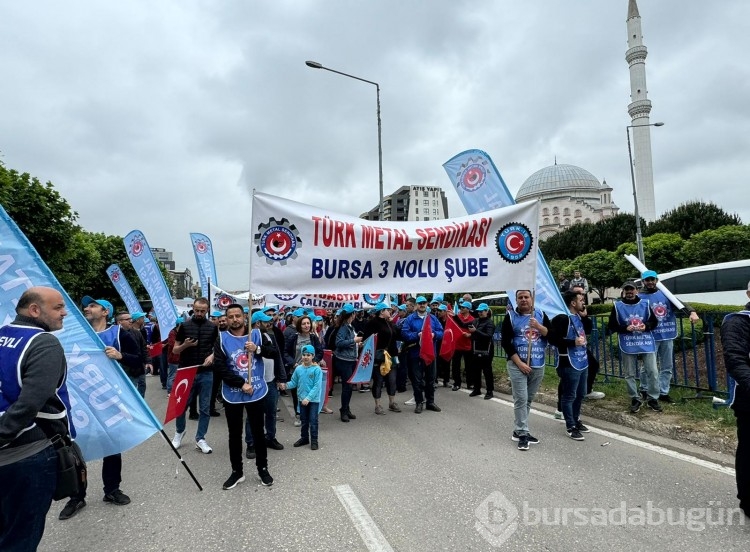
363,302,401,414
284,315,325,424
334,304,362,422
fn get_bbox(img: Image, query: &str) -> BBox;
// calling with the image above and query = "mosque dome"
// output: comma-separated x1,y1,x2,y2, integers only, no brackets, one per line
516,164,604,202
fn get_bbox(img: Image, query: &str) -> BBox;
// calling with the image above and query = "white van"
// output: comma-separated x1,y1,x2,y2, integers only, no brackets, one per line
654,260,750,306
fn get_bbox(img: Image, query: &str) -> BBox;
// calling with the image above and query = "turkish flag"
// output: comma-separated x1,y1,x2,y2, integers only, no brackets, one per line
440,315,462,361
420,315,436,365
164,365,199,424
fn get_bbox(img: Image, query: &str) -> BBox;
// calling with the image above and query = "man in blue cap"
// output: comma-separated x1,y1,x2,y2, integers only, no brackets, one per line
639,270,700,403
400,296,443,413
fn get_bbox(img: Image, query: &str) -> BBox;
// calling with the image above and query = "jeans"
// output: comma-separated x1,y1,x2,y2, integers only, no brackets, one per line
451,350,473,388
0,444,57,552
558,365,588,430
371,363,397,399
166,363,178,393
407,355,436,405
299,401,320,441
129,374,146,398
176,370,213,441
735,410,750,515
246,382,279,445
638,340,674,396
507,360,544,435
226,400,267,473
621,352,658,400
337,359,356,412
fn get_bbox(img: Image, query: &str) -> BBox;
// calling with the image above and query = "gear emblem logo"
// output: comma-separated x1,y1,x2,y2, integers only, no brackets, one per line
111,269,120,283
216,294,233,309
128,233,145,257
458,161,487,193
254,218,301,265
273,294,298,302
363,294,385,305
495,223,533,264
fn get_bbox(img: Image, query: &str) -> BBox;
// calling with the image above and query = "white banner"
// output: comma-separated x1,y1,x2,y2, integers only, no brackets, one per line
250,192,539,294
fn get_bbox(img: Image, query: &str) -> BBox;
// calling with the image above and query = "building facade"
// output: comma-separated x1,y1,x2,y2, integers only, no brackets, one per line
150,247,176,271
361,185,449,222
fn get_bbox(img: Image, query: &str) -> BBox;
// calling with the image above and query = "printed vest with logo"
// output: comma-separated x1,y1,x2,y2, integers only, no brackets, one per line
615,300,656,354
219,329,268,404
639,289,678,341
556,315,589,371
507,308,547,368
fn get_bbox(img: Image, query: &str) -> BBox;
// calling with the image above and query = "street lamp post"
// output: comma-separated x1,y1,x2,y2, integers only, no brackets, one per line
626,121,664,263
306,60,384,221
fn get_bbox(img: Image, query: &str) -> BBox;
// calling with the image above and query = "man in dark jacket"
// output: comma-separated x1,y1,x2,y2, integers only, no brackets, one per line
1,287,70,550
469,303,496,399
720,282,750,518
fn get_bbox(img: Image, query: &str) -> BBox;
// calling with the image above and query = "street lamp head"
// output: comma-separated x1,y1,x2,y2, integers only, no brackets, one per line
305,60,323,69
653,122,665,126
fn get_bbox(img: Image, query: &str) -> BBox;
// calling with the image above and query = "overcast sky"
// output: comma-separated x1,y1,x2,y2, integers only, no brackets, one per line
2,1,748,291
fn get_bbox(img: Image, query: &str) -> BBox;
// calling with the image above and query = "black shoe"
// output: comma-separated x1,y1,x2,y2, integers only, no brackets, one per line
209,410,221,417
103,489,131,505
266,438,284,450
258,467,274,486
293,438,310,447
659,394,676,404
567,428,585,441
245,446,256,459
222,471,245,490
647,399,663,412
630,398,642,413
442,381,449,387
575,421,590,433
340,410,350,422
188,412,199,420
517,436,529,451
469,390,482,397
414,403,423,414
512,431,539,444
311,441,319,451
425,403,441,412
346,410,357,420
639,390,648,402
451,385,460,391
484,393,494,400
59,498,86,520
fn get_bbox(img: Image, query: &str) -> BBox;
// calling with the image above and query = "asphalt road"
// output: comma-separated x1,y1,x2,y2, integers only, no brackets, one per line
39,376,748,551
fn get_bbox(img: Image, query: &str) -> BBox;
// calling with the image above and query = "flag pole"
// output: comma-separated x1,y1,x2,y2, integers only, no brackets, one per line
159,430,203,491
526,288,536,366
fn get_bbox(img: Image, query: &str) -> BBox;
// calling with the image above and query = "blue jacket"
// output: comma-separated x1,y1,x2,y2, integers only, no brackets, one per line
334,324,358,361
400,312,444,359
285,363,322,404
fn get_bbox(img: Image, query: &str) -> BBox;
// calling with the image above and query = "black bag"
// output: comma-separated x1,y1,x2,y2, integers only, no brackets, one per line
51,436,87,501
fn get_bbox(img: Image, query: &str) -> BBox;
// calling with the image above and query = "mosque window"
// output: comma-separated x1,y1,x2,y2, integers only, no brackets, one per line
575,209,582,218
584,217,591,223
564,218,570,226
552,207,559,215
553,216,559,224
543,208,549,216
563,208,570,216
543,218,549,225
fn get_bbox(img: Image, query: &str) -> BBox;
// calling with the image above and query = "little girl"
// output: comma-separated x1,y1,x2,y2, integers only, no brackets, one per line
285,344,323,450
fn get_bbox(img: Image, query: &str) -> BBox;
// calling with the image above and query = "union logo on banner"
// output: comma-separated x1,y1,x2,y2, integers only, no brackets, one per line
129,234,145,257
363,294,385,305
231,350,249,373
215,293,234,309
273,294,298,301
195,239,210,255
254,217,301,265
496,223,533,264
111,269,120,283
457,159,488,193
653,302,668,320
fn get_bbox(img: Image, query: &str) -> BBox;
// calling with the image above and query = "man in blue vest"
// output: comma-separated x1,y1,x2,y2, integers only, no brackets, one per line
639,270,700,404
58,295,140,520
608,281,662,414
500,290,551,451
721,281,750,518
400,296,443,414
1,287,70,550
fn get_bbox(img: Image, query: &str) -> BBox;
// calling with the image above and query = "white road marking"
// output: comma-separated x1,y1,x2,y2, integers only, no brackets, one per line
475,391,736,477
333,484,395,552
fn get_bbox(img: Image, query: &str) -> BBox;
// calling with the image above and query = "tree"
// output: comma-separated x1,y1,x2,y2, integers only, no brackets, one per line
540,214,640,261
567,250,619,300
641,233,685,274
680,225,750,266
646,201,742,239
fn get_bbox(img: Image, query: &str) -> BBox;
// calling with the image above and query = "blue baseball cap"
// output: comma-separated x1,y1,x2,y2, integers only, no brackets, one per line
476,303,490,312
292,308,305,317
341,303,357,314
251,311,273,325
81,296,114,318
131,312,148,321
641,270,658,280
211,310,223,318
398,304,407,311
415,296,428,304
460,301,472,309
176,316,185,324
372,302,392,312
301,344,315,355
438,304,448,311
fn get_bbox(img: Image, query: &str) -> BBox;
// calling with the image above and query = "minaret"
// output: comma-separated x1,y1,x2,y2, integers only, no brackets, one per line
626,0,657,222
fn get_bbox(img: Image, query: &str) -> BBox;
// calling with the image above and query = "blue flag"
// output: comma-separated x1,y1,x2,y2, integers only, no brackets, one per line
443,149,567,316
190,232,219,298
124,230,178,337
0,206,162,461
348,334,376,384
106,264,141,314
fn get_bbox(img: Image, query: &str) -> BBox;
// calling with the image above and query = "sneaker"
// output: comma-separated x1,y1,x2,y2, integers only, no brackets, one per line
639,390,648,402
195,439,213,454
469,390,482,397
388,403,401,413
425,403,441,412
103,489,131,505
517,436,529,451
659,394,676,404
346,410,357,420
294,415,302,427
222,471,245,490
585,391,605,400
512,431,539,444
404,397,416,406
630,398,642,413
451,385,460,391
311,441,319,450
374,405,385,415
293,438,310,447
171,430,186,449
554,410,563,420
567,428,585,441
246,446,256,459
414,403,423,414
59,498,86,520
258,467,274,486
575,421,590,433
266,438,284,450
647,399,663,412
484,393,494,400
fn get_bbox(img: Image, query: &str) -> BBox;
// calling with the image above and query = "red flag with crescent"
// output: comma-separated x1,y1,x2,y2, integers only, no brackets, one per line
439,314,462,361
165,365,199,424
420,315,436,365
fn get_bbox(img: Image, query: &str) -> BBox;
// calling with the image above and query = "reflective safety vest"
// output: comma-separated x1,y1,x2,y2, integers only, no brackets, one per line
639,289,678,341
507,308,547,368
615,300,656,354
219,329,268,404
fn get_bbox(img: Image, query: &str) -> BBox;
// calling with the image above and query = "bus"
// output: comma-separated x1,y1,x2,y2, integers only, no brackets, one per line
654,259,750,306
